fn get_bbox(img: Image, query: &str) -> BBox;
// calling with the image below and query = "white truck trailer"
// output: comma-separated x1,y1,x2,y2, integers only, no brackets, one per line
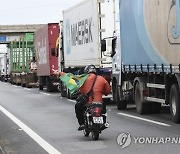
60,0,117,97
0,44,9,82
109,0,180,123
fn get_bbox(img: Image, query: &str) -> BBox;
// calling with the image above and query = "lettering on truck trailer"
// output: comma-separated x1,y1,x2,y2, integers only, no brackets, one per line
168,0,180,42
71,17,93,46
170,0,180,39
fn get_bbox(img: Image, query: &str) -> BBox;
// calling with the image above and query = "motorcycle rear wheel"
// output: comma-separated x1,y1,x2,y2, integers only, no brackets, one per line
91,126,99,140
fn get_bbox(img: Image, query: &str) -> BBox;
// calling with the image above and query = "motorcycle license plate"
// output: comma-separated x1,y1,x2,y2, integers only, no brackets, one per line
93,117,103,124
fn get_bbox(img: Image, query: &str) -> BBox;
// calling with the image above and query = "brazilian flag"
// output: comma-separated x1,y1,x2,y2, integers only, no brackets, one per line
60,73,89,94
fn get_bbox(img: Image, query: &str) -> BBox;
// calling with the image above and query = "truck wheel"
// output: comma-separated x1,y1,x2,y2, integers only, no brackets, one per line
60,89,67,97
113,82,127,110
46,84,52,92
170,84,180,123
21,82,25,87
46,77,53,92
135,82,151,114
60,83,67,97
67,88,72,99
39,85,43,90
26,82,31,88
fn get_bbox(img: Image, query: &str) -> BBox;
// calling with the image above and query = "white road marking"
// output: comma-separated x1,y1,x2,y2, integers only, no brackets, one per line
0,105,62,154
12,85,19,88
68,99,76,103
0,146,5,154
118,112,171,127
39,92,51,96
23,88,31,90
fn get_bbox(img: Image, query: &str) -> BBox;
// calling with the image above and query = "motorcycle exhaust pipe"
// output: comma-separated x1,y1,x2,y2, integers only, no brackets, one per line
104,122,109,128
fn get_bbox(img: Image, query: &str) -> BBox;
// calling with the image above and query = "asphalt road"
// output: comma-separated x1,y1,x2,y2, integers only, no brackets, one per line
0,81,180,154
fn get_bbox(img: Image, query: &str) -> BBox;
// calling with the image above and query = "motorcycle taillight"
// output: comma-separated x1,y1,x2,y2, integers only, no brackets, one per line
94,107,101,117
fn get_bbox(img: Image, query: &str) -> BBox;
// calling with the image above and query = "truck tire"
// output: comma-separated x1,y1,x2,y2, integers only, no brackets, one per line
39,85,43,90
21,82,25,87
26,81,31,88
39,76,44,90
60,83,67,97
113,82,127,110
67,88,72,99
170,84,180,123
46,84,52,92
135,82,151,114
46,77,53,92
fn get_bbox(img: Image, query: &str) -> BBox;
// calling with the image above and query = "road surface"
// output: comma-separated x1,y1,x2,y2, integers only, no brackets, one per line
0,81,180,154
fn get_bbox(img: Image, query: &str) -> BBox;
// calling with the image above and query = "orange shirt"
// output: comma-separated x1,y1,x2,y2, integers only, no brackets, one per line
80,73,111,104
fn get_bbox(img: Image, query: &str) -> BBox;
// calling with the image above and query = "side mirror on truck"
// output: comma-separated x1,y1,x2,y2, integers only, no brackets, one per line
101,39,106,52
111,37,117,57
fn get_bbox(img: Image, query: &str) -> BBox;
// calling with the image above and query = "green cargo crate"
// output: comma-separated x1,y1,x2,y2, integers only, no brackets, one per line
10,33,35,73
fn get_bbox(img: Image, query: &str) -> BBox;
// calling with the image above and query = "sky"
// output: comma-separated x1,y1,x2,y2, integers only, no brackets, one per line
0,0,83,25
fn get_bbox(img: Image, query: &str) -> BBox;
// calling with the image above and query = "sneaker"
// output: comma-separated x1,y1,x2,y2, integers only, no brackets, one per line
78,125,85,131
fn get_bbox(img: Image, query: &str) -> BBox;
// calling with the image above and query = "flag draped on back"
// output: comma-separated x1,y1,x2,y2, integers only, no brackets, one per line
60,73,89,94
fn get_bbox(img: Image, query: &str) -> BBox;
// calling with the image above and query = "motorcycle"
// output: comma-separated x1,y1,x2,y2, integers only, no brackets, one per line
83,102,109,140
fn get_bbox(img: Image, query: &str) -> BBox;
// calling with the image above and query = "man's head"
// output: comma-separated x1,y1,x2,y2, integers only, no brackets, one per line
84,65,97,74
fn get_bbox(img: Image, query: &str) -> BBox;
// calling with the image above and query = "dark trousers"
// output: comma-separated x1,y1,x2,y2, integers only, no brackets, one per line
75,103,86,125
75,102,106,125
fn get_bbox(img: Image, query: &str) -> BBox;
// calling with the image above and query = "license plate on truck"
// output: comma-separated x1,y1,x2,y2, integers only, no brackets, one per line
93,117,103,124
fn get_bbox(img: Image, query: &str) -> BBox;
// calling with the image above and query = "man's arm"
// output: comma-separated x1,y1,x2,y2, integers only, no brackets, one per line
52,69,65,77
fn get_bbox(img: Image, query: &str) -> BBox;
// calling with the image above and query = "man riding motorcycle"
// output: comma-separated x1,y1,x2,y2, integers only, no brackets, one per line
53,65,111,131
75,65,111,130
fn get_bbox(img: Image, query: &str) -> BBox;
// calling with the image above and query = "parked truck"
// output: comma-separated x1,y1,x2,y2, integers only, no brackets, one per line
0,52,9,82
0,43,10,82
10,33,37,87
108,0,180,123
34,23,59,92
60,0,116,98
